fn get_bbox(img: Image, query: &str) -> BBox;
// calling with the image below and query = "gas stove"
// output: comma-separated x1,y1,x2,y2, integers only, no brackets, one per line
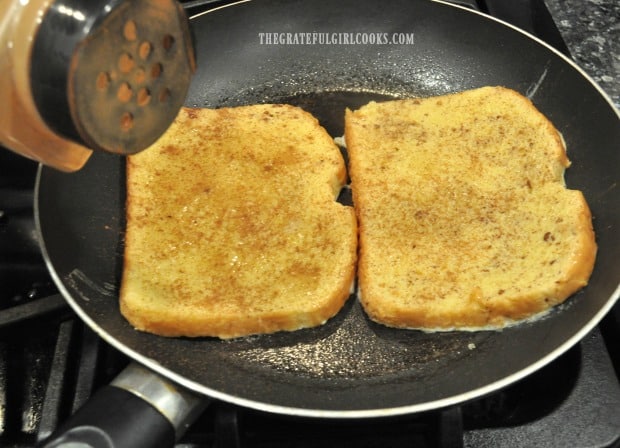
2,1,620,447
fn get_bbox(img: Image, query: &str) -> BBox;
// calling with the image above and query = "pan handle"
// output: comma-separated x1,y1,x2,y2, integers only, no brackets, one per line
39,362,210,448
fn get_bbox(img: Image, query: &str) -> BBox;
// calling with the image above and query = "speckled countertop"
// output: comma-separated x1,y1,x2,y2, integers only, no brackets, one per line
544,0,619,109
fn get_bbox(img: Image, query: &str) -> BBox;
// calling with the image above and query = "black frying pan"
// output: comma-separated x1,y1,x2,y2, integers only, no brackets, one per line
36,0,619,435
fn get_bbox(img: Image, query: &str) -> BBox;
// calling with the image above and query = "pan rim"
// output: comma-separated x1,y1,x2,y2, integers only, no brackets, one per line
34,0,620,418
31,198,620,418
189,0,620,115
428,0,619,114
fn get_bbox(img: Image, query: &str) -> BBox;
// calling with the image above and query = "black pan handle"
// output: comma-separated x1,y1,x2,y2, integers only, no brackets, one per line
39,363,210,448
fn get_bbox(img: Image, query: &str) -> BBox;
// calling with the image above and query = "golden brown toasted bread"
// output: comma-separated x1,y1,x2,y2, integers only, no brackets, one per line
345,86,596,330
121,104,357,339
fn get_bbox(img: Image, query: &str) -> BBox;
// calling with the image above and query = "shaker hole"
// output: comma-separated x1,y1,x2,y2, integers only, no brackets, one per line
123,20,137,41
162,34,175,51
159,87,171,103
96,72,110,91
120,112,134,131
151,63,163,79
117,82,133,103
137,88,151,106
134,68,146,84
139,41,152,60
118,53,135,73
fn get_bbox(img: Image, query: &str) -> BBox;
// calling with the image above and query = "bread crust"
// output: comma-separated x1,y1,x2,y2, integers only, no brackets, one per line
121,105,357,338
346,86,596,330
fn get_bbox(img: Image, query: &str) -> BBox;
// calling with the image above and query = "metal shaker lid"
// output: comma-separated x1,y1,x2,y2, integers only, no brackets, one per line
30,0,196,155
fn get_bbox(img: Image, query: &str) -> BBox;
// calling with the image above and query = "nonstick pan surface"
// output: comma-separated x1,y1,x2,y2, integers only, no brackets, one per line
36,0,620,417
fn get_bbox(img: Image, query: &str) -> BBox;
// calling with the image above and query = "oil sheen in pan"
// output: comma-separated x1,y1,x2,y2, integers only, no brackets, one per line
222,298,490,381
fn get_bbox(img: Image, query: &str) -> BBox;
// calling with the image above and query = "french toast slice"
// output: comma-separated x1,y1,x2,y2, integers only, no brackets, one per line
121,104,357,338
345,86,596,330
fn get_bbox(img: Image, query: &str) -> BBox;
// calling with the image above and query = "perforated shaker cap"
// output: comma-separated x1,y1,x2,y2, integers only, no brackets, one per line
30,0,196,155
